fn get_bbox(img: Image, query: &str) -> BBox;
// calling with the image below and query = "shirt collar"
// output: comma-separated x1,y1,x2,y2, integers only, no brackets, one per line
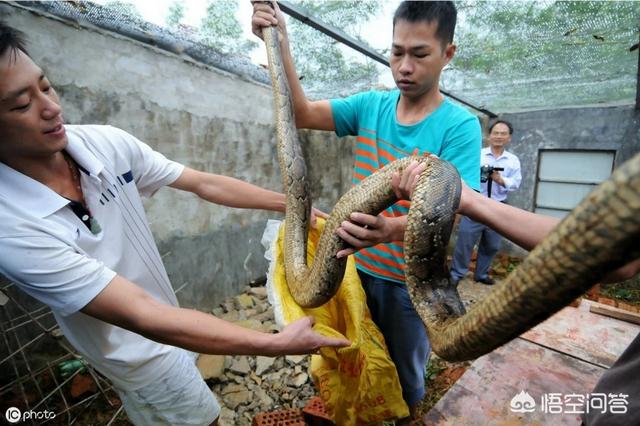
0,127,105,219
483,147,508,160
65,128,105,177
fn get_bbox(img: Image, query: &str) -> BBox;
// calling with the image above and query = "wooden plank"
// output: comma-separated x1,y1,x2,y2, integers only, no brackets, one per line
589,303,640,325
424,338,604,425
521,306,640,368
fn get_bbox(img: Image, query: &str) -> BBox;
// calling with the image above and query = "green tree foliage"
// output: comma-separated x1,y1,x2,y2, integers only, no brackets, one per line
199,0,257,56
287,0,382,97
166,1,186,29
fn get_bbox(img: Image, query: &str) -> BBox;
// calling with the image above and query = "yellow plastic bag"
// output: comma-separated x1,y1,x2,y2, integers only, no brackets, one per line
265,218,409,425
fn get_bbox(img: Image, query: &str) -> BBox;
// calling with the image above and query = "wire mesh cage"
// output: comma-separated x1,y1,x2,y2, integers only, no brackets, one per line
0,277,126,425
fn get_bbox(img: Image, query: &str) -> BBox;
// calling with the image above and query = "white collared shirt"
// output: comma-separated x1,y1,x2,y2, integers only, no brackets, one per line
0,125,185,391
480,147,522,201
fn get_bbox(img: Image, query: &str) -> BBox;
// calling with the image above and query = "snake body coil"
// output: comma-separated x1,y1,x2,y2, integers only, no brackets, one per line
263,25,640,361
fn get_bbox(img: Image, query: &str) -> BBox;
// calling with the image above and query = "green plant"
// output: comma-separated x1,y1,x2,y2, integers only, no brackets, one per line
425,358,446,382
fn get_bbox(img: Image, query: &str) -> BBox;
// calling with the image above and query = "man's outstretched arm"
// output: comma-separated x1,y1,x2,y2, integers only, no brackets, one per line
392,160,640,284
169,167,328,222
170,167,286,212
82,275,350,356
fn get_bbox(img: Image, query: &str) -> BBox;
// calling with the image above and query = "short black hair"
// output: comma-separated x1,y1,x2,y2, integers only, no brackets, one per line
393,1,457,48
489,120,514,135
0,19,28,62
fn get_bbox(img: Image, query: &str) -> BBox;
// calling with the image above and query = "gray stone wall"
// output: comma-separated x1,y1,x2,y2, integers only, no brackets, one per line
2,3,638,310
493,105,639,254
501,105,639,211
1,4,354,311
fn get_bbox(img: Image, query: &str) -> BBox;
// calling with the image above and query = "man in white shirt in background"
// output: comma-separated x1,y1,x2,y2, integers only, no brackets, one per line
450,119,522,286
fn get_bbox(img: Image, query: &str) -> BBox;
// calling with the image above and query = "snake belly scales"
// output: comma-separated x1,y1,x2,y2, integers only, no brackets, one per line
262,25,640,362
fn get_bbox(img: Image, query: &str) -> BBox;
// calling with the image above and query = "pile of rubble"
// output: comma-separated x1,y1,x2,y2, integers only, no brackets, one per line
198,286,316,425
199,279,494,425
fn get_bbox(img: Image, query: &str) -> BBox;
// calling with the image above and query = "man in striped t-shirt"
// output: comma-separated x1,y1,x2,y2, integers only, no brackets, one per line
253,1,480,419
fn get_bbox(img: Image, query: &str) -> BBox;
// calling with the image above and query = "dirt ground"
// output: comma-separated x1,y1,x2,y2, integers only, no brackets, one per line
415,275,495,419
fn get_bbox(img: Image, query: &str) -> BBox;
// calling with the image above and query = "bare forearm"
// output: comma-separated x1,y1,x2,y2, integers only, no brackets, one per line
82,277,280,355
139,302,280,356
83,276,349,356
198,174,285,213
462,191,559,250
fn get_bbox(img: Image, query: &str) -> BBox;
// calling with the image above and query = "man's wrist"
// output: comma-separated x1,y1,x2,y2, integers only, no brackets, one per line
255,330,281,357
391,216,407,241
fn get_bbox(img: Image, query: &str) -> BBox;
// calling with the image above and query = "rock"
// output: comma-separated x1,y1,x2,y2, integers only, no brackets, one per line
223,389,253,409
274,357,285,369
249,286,267,298
197,354,226,380
211,307,225,317
253,310,274,322
221,310,239,322
220,383,247,395
235,293,255,309
250,372,262,386
229,356,251,375
290,372,309,388
206,288,318,421
222,301,235,313
285,355,306,365
266,321,280,333
217,407,236,426
235,319,266,332
255,356,276,375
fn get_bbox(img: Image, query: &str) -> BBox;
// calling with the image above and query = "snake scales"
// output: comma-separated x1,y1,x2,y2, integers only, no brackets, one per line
263,25,640,362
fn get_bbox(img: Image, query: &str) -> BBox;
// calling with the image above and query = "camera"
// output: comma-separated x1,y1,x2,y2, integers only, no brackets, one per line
480,164,504,183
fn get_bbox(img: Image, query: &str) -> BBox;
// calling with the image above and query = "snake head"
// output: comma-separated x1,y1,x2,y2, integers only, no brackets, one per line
407,275,466,324
431,280,466,318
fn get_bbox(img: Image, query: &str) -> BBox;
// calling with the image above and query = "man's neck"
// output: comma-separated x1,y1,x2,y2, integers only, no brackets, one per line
490,145,505,157
396,88,444,125
3,151,70,193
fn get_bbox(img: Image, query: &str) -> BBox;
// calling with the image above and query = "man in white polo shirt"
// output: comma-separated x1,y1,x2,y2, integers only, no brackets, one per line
450,119,522,286
0,22,349,425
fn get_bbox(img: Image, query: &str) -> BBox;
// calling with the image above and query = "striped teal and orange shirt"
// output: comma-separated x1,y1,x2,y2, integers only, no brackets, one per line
330,90,481,284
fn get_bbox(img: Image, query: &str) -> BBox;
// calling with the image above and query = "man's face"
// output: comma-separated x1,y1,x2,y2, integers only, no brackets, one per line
488,123,511,149
390,19,455,101
0,49,66,163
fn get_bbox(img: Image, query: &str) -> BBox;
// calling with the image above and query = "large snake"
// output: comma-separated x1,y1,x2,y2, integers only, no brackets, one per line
262,24,640,362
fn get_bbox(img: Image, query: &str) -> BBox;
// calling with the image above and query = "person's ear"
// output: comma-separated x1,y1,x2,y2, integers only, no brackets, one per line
443,43,456,64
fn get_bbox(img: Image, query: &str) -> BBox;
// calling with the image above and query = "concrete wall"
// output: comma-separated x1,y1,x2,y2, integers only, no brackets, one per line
3,4,639,310
1,4,355,312
494,105,639,254
501,105,639,211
